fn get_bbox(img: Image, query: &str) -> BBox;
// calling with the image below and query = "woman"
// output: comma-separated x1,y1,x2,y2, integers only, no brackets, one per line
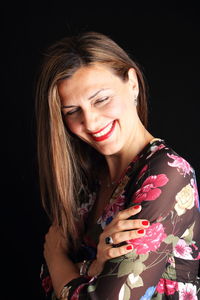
36,32,200,299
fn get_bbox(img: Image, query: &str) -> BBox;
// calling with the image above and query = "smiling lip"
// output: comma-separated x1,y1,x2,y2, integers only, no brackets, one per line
90,120,116,142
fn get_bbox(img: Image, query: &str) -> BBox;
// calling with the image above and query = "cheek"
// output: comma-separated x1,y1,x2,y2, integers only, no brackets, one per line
109,98,134,121
106,100,126,118
65,119,81,135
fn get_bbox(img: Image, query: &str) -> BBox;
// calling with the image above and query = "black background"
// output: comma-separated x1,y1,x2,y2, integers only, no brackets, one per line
3,1,200,299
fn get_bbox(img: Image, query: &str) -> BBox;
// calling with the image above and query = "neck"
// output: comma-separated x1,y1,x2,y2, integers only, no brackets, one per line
105,127,154,183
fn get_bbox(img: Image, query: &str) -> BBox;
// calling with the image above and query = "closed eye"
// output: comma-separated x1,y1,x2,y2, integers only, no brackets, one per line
63,97,109,116
95,97,109,105
64,107,81,116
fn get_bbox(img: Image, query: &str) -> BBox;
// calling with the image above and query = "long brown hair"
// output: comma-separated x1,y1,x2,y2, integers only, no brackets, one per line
35,31,149,248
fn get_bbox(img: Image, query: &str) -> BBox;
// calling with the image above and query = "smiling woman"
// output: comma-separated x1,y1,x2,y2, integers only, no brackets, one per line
58,64,146,156
35,32,200,300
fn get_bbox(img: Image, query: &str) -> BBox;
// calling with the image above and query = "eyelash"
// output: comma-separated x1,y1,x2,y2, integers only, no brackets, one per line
65,97,109,116
65,108,80,116
95,96,109,104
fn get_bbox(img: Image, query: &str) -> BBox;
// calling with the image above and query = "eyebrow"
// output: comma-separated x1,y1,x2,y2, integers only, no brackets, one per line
61,88,109,109
88,88,107,100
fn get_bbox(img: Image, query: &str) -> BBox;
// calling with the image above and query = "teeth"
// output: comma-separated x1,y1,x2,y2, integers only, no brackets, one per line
92,122,113,137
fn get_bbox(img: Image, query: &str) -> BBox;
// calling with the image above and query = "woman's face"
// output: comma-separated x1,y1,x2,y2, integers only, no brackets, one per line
58,63,140,156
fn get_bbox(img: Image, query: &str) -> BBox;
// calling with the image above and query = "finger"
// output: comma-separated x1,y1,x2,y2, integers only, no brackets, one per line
106,243,135,259
106,206,142,231
111,228,146,244
103,218,149,237
104,205,141,231
116,205,142,219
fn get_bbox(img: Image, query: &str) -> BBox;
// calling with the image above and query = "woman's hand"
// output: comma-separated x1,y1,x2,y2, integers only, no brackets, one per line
44,225,68,269
88,205,149,277
44,225,79,297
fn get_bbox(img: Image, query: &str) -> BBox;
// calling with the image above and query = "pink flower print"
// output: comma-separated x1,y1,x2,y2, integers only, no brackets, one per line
42,276,52,294
133,174,169,203
190,178,199,208
127,223,167,254
71,283,86,300
191,243,198,251
137,164,148,182
167,256,175,268
146,143,165,159
71,277,96,300
167,154,193,177
173,239,193,259
104,195,125,220
78,193,95,218
191,243,200,260
111,195,125,213
194,252,200,260
178,282,197,300
98,195,125,229
156,278,178,295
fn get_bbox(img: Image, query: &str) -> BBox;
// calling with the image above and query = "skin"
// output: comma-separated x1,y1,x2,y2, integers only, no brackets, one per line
44,64,153,297
59,64,153,181
44,207,149,297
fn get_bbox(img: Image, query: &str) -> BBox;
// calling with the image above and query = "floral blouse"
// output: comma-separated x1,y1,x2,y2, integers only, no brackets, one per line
41,138,200,299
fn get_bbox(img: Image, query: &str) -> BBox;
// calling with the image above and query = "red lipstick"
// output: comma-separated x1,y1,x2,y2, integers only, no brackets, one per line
90,120,116,142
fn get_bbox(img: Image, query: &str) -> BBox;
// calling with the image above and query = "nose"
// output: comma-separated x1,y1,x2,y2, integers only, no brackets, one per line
81,109,99,132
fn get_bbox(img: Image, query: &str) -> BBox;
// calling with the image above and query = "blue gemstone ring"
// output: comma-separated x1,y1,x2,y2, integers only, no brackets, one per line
105,236,114,245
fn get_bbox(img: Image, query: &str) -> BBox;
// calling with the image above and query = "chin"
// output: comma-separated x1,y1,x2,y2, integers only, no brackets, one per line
96,143,123,156
80,132,123,156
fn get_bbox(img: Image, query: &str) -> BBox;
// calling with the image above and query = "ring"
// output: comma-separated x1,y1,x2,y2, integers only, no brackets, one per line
105,236,114,245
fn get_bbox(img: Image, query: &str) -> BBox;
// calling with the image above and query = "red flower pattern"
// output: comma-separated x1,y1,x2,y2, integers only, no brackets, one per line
156,278,178,295
133,174,169,203
127,223,167,254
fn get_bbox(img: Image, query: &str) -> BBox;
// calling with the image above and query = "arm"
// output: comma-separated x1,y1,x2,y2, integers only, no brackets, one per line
43,206,148,299
43,150,200,299
62,150,199,299
43,226,80,298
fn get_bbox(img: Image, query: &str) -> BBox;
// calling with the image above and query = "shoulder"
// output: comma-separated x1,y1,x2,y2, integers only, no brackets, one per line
128,140,199,220
127,139,198,207
144,139,195,177
125,139,196,200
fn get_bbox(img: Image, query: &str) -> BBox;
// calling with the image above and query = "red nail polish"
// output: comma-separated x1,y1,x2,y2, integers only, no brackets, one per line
137,229,144,234
142,221,149,226
126,245,133,250
133,205,140,209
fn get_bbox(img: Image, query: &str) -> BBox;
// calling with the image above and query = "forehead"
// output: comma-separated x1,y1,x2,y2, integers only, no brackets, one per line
57,64,122,100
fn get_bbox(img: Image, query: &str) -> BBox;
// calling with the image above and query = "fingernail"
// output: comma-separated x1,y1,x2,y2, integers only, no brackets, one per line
142,221,149,226
137,229,144,234
126,245,133,250
133,205,140,209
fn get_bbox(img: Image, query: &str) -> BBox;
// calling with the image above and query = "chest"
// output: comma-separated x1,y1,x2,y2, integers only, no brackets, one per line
87,185,115,227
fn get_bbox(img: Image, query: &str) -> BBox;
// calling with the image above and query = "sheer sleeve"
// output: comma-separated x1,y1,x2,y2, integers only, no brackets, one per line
46,148,200,299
